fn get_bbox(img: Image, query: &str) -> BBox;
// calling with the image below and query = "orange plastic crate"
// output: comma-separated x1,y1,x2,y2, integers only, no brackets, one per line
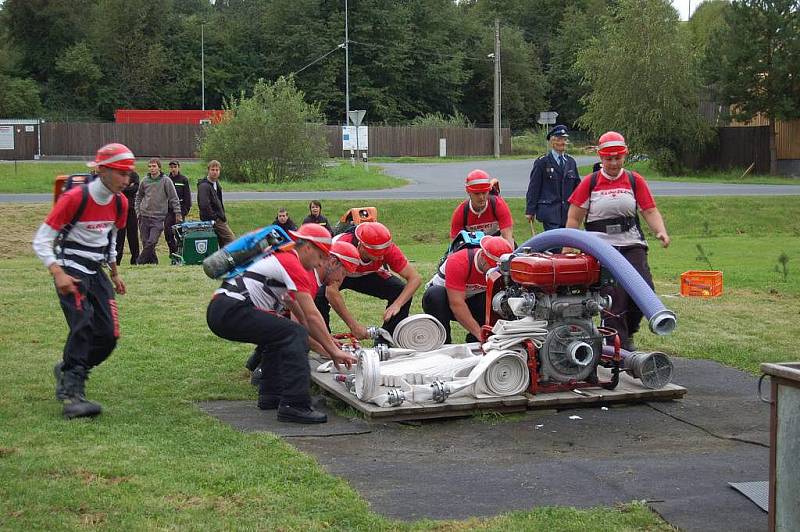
680,270,723,297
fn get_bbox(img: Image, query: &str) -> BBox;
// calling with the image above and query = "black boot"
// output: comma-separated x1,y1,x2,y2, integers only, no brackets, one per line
257,394,281,410
622,336,637,352
61,366,102,419
277,403,327,424
53,361,67,401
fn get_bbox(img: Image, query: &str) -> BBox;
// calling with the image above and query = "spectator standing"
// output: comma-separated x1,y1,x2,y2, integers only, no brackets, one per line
450,169,514,245
116,169,140,265
302,200,333,235
32,143,134,419
164,160,192,256
273,207,298,233
526,124,581,232
135,158,182,264
198,160,234,247
566,131,670,351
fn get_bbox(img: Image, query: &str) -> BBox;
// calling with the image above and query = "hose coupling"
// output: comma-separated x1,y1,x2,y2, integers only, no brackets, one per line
430,380,451,403
386,388,405,406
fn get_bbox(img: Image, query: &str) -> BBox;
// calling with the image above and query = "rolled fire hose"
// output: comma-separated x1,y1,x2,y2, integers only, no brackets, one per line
357,348,529,407
482,317,549,351
516,228,677,336
390,314,447,351
378,344,480,386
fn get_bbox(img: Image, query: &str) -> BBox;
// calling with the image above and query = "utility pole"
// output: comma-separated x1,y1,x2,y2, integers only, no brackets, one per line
345,0,350,125
493,18,501,158
201,23,205,111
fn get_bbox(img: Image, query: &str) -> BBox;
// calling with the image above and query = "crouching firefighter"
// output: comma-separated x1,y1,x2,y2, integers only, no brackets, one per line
33,143,135,419
422,236,512,344
206,223,358,424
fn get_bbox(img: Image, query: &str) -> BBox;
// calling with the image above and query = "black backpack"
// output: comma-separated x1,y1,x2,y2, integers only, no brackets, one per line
461,195,498,230
436,230,484,280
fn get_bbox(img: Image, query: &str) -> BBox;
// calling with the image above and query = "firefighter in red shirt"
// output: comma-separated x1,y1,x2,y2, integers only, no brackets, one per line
316,222,422,340
450,169,515,246
33,143,134,419
422,236,513,343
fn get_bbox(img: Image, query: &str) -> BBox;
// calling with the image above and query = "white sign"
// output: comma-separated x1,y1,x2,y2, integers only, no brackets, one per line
439,138,447,158
0,126,14,150
537,111,558,125
342,126,369,151
25,125,34,132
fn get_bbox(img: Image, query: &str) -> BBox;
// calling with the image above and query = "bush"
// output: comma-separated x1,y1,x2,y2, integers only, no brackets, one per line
409,109,474,128
199,76,327,183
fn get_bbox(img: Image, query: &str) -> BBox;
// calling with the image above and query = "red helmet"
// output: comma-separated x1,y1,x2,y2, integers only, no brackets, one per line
355,222,392,257
87,143,136,171
330,240,360,272
479,236,513,267
465,169,493,193
597,131,628,157
289,223,332,253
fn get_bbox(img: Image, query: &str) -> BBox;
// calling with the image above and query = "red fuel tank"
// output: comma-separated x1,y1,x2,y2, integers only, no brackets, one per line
509,253,600,291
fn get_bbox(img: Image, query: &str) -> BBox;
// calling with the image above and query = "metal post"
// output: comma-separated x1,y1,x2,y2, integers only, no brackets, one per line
493,19,501,158
201,23,205,111
345,0,350,124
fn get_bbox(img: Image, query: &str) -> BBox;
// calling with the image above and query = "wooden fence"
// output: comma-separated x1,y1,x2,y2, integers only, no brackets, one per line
686,126,771,173
728,116,800,160
37,122,512,159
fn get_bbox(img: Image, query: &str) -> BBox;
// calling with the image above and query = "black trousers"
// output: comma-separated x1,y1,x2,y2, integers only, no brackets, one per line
314,273,411,335
206,295,311,406
602,246,654,345
115,208,139,265
421,284,485,344
164,212,180,255
57,267,118,372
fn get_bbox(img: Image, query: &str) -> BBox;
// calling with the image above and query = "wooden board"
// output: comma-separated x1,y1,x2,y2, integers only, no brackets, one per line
310,359,687,422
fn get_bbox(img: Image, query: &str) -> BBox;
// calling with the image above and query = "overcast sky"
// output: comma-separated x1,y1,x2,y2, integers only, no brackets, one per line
672,0,708,21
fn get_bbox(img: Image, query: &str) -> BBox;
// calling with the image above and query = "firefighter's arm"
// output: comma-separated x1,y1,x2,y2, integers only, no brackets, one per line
641,207,670,248
325,280,369,339
447,287,483,340
500,226,514,246
565,205,586,229
384,264,422,321
107,261,126,295
294,291,357,369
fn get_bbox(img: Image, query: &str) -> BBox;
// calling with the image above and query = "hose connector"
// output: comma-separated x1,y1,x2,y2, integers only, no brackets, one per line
649,309,677,336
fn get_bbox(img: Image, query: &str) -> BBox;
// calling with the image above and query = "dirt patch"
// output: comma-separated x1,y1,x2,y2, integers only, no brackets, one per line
0,204,49,259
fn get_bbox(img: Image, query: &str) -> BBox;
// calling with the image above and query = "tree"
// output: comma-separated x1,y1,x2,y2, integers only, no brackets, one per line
575,0,711,173
0,74,42,117
709,0,800,174
199,77,327,183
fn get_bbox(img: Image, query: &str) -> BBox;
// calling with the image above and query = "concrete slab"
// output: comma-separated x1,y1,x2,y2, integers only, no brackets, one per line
197,399,372,438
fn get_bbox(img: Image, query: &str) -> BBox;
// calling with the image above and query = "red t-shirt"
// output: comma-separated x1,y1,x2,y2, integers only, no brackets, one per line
450,195,513,238
335,232,409,278
568,170,656,247
443,248,487,296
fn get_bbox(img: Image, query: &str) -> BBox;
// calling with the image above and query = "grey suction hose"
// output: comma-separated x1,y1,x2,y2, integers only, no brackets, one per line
516,228,677,336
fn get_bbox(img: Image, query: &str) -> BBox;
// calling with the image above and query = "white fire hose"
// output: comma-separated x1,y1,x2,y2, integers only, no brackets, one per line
481,317,549,351
390,314,447,351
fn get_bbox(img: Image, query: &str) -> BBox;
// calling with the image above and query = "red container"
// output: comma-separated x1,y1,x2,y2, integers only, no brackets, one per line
509,253,600,291
680,270,723,297
114,109,225,124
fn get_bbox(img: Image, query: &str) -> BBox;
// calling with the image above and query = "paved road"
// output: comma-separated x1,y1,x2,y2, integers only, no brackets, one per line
3,158,800,203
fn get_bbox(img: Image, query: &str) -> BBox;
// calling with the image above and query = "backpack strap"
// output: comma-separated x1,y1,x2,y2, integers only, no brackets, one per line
462,196,498,230
55,185,90,260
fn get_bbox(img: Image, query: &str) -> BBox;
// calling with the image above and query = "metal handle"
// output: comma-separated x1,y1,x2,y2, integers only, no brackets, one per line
758,374,773,404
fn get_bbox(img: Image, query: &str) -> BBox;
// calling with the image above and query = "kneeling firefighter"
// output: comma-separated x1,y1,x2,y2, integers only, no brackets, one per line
206,224,357,424
422,236,512,343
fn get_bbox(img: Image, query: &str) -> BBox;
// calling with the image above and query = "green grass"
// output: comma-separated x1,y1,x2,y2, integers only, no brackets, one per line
0,160,405,194
2,195,798,529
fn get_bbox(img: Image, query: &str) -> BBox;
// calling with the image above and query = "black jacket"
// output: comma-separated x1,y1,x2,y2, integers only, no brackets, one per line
197,177,226,223
169,173,192,216
302,214,333,235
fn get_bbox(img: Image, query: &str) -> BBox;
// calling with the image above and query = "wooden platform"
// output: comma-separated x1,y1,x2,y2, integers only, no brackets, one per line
310,359,687,422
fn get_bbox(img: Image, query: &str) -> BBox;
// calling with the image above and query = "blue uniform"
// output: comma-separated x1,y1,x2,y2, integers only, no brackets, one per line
525,152,580,230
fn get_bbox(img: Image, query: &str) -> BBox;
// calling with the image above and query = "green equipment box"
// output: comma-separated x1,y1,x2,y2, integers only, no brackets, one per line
170,222,219,265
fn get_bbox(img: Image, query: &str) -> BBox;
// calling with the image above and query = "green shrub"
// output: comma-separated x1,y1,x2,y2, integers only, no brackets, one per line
199,76,327,183
409,109,474,128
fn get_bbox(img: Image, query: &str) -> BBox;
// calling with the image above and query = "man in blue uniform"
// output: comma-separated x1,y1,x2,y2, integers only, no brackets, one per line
525,124,580,231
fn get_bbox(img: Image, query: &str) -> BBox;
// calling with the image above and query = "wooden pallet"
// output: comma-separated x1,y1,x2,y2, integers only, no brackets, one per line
310,359,687,422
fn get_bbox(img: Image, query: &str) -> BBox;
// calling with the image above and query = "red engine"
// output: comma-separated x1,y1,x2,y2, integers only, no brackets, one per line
508,253,600,292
